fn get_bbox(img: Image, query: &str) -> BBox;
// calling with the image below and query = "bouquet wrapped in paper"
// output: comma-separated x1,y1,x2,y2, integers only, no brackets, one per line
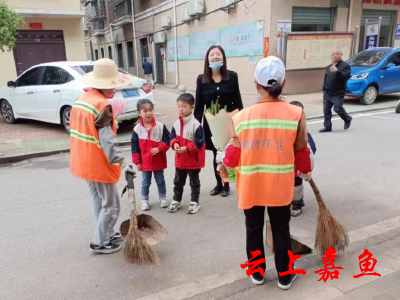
204,102,239,183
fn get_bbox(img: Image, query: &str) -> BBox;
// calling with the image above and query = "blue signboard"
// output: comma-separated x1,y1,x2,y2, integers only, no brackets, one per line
396,24,400,40
365,35,378,49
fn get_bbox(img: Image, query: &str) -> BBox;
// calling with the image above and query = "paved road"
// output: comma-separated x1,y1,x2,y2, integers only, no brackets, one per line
1,110,400,299
1,86,398,161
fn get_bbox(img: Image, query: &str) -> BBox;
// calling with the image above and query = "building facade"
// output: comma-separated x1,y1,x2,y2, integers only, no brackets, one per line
84,0,400,94
0,0,86,87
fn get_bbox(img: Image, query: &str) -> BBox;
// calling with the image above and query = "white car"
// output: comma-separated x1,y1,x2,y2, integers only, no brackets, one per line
0,61,154,132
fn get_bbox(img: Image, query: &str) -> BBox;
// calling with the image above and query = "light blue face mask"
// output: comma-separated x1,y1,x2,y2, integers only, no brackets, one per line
209,61,224,70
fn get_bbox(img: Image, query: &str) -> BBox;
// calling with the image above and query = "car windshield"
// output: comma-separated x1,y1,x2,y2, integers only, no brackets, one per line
71,65,130,75
348,51,390,67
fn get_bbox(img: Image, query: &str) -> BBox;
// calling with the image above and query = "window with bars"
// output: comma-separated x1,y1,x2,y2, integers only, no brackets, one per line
117,43,124,68
127,41,135,67
108,46,113,59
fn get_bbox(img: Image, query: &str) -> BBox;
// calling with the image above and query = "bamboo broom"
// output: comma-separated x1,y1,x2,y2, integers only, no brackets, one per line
123,172,159,265
309,179,349,255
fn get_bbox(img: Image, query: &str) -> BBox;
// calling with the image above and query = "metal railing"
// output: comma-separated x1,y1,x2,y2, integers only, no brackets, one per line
114,0,132,19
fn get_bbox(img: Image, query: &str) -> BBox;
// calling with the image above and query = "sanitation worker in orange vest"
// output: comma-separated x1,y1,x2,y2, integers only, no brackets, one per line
217,56,313,289
70,59,134,254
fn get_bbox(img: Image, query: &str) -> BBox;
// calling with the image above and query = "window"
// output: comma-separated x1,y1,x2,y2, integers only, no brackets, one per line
386,53,400,67
348,51,390,67
101,48,105,58
140,38,149,60
108,46,113,59
117,43,124,68
41,67,73,85
292,7,333,32
71,65,94,75
17,68,42,87
95,49,99,60
90,42,94,61
127,41,135,67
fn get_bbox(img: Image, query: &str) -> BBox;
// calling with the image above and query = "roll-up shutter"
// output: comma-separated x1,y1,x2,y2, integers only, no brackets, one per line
292,7,333,25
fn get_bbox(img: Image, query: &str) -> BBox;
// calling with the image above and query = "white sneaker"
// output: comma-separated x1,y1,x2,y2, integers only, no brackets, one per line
141,201,150,211
186,202,201,214
160,198,168,208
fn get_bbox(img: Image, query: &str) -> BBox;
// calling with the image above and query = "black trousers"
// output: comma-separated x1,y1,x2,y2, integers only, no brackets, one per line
244,204,292,283
323,92,352,129
173,168,201,203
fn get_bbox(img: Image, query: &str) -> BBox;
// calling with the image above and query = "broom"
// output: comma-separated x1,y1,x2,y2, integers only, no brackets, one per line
309,178,349,255
123,172,159,265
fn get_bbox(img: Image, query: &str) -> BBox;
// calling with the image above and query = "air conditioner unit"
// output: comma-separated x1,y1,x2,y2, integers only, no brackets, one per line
181,8,190,22
161,16,171,28
189,0,205,16
220,0,235,9
154,31,167,44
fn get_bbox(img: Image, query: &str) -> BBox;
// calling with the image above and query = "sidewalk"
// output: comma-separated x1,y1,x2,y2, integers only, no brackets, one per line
137,226,400,300
0,86,398,163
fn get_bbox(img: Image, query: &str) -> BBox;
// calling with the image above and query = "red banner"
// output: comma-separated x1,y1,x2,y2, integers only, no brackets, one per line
29,23,43,30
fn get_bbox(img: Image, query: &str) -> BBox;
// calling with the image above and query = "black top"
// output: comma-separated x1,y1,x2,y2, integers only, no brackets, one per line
323,60,351,96
194,70,243,150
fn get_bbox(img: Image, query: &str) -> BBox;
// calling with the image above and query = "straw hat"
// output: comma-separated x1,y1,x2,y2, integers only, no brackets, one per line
80,58,133,89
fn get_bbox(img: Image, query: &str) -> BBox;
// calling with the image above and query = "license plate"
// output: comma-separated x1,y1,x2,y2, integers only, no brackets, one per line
123,89,140,98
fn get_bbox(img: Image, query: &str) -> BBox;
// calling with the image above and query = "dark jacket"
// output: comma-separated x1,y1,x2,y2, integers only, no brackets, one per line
142,61,153,75
323,60,351,96
194,70,243,150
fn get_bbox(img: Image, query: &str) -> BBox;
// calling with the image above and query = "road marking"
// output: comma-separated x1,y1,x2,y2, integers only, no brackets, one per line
307,110,394,125
137,215,400,300
368,115,400,121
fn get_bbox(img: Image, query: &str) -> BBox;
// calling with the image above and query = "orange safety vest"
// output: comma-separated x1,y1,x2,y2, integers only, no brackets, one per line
70,89,121,184
232,100,302,210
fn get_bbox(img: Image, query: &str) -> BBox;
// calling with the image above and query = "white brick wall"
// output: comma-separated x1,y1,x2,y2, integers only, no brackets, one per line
3,0,82,12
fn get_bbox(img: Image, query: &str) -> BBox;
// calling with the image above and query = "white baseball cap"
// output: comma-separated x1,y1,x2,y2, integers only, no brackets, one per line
254,56,285,87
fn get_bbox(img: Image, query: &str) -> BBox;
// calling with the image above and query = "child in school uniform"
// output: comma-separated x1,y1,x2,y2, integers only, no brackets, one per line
167,93,206,214
290,101,316,217
131,99,170,211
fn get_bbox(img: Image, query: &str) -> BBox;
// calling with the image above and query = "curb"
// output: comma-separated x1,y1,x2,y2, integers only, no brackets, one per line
0,140,132,166
0,106,396,166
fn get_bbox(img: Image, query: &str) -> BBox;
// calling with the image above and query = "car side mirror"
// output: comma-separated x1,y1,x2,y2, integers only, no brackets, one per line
387,63,396,69
7,81,15,88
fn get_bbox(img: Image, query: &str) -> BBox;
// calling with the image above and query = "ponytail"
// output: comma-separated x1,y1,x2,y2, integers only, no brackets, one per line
260,79,283,99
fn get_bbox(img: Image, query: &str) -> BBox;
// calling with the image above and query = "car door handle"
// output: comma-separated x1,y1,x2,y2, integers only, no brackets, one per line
53,89,61,93
27,91,34,95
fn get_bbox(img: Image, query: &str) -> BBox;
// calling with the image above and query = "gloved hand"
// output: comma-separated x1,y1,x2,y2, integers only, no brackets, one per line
297,171,312,182
215,150,225,164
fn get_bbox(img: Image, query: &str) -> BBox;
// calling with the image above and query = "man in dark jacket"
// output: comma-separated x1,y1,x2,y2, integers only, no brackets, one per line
142,58,154,88
320,49,352,132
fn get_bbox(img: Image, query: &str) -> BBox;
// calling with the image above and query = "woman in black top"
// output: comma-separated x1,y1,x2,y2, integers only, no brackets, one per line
194,45,243,197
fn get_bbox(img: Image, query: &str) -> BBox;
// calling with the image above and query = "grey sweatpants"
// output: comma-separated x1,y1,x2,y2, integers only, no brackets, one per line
87,181,120,246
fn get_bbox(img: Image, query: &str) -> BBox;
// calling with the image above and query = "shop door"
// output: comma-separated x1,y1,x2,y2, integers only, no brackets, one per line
155,44,164,84
13,31,67,76
358,10,396,51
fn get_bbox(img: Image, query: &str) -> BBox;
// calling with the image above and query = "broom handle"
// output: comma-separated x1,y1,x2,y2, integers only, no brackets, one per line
308,179,326,210
128,188,138,227
126,172,139,228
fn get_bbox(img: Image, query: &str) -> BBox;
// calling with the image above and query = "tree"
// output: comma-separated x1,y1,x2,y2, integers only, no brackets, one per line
0,2,24,52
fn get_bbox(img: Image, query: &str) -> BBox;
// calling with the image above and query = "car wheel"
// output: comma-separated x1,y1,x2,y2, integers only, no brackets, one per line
360,86,377,105
62,106,71,133
1,99,17,124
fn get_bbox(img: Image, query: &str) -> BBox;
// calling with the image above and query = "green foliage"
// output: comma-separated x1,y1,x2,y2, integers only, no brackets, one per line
0,2,24,52
205,100,228,116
